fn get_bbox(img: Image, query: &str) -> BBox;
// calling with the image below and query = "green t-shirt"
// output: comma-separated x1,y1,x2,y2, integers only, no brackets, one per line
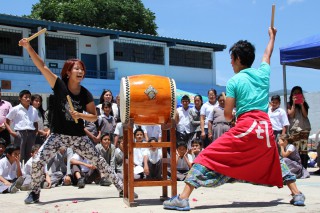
226,62,270,118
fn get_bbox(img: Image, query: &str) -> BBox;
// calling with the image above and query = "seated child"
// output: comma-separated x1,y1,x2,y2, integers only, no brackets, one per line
190,138,203,160
279,134,310,179
176,141,193,181
114,136,124,177
47,147,73,186
22,144,52,190
95,133,116,186
70,153,100,189
0,144,24,193
0,138,6,159
143,137,162,179
133,128,147,179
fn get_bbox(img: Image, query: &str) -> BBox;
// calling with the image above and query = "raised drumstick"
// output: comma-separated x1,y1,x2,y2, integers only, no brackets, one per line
18,28,47,46
67,95,78,123
271,4,275,28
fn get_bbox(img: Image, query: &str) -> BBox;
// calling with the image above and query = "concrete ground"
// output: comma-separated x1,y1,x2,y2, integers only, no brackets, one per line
1,168,319,213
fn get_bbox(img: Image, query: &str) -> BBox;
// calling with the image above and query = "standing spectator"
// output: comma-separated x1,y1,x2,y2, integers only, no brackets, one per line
0,88,12,146
98,101,116,141
5,90,39,164
189,94,203,142
95,133,116,186
268,95,289,141
0,145,24,193
19,38,123,204
200,89,218,148
208,93,232,142
96,89,118,121
278,135,310,179
143,137,162,179
144,125,162,142
31,94,46,145
287,86,311,169
176,95,191,146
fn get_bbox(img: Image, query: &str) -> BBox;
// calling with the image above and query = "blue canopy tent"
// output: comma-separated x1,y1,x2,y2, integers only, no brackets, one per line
280,34,320,108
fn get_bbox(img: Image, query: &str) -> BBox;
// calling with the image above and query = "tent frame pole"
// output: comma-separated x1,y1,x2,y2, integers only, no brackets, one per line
283,64,288,116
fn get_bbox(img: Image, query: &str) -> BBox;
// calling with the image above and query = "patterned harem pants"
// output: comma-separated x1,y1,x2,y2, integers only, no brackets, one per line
31,133,123,194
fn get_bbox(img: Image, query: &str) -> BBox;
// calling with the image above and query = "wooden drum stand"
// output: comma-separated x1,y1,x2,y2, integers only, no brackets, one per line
119,74,177,207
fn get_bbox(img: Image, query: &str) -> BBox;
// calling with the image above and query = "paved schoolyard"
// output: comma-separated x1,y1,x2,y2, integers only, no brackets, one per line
1,168,320,213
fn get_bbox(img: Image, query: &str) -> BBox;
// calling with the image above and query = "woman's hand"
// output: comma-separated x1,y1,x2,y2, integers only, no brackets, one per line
19,38,31,48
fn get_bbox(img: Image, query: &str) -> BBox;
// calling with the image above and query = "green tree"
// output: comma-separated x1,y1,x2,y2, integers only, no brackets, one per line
28,0,158,35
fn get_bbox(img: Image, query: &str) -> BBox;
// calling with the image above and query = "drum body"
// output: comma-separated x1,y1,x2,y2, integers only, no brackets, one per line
119,74,176,125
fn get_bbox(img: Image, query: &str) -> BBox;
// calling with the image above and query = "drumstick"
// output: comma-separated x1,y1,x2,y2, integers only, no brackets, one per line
271,4,275,28
66,95,78,123
18,28,47,46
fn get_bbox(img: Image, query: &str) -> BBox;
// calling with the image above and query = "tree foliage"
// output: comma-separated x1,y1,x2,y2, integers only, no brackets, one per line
28,0,158,35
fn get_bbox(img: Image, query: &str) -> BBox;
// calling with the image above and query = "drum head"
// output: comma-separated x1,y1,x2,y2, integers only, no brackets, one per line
119,77,129,124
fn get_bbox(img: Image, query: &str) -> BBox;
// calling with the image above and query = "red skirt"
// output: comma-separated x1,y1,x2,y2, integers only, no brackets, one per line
194,110,283,188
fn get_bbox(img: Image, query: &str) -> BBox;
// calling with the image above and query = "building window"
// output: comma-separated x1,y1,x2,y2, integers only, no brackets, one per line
114,41,164,65
169,48,212,69
46,35,77,60
0,29,22,56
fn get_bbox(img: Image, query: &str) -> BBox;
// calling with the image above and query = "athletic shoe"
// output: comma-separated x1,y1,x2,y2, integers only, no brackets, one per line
119,190,139,198
9,176,24,193
77,177,85,189
290,193,305,206
24,191,40,204
163,195,190,211
100,177,112,186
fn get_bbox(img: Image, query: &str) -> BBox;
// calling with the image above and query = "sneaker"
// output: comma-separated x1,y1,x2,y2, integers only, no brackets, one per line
100,177,112,186
9,176,24,193
24,191,40,204
119,190,139,198
290,193,305,206
77,177,85,189
163,195,190,211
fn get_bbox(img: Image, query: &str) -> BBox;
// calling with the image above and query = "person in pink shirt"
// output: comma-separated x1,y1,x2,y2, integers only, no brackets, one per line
0,88,12,146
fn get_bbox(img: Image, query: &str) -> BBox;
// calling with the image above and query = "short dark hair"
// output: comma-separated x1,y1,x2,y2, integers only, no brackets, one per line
5,144,20,155
134,127,144,137
191,138,202,146
271,95,281,102
208,89,217,96
102,101,112,108
181,95,190,102
19,90,31,98
177,141,187,148
148,137,158,142
229,40,255,68
101,133,111,140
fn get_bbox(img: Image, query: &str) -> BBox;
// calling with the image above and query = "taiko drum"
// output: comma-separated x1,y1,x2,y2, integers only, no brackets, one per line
119,74,176,125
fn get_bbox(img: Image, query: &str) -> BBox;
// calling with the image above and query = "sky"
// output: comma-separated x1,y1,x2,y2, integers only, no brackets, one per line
0,0,319,93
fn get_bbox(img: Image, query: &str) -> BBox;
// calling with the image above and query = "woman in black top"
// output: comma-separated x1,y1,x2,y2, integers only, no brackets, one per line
19,37,123,204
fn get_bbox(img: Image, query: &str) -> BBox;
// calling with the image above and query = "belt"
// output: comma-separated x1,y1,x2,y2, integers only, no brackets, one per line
212,122,231,125
17,130,34,132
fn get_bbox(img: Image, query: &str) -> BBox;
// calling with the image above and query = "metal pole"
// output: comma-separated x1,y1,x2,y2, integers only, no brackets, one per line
283,64,288,111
